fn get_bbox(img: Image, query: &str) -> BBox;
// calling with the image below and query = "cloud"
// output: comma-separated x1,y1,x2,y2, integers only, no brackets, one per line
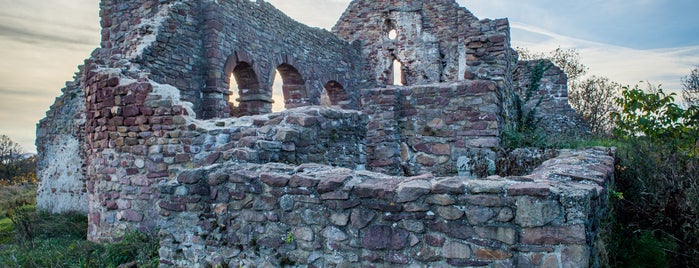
0,0,97,153
266,0,350,29
464,0,699,49
511,22,699,91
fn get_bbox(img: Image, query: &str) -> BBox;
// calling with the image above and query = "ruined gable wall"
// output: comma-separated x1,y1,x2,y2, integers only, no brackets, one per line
200,0,365,118
332,0,479,86
35,65,89,214
98,0,206,115
514,60,586,135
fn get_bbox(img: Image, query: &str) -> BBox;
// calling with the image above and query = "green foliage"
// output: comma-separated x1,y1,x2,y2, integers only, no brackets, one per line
609,230,674,268
284,232,295,244
608,138,699,267
503,60,551,148
102,231,160,268
0,184,35,217
0,217,12,244
0,204,159,267
612,84,699,154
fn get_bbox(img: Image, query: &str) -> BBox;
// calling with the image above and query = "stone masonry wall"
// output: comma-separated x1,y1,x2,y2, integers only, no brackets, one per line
35,65,89,214
82,64,367,241
157,147,614,267
463,18,518,133
514,60,586,135
201,0,365,118
98,0,207,115
333,0,480,86
361,80,502,176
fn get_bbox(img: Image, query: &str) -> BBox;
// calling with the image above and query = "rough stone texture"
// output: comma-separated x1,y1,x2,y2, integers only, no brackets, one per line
35,0,606,267
156,148,614,267
361,81,502,176
514,60,587,136
35,66,88,213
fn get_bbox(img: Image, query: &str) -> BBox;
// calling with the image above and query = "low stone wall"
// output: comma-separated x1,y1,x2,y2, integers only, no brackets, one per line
158,147,614,267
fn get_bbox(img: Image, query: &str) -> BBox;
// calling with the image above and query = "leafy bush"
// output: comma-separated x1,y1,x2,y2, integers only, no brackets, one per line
613,85,698,154
607,85,699,267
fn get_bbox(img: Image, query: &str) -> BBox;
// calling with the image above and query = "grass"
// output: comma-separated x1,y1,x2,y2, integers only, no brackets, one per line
0,185,159,268
0,184,36,217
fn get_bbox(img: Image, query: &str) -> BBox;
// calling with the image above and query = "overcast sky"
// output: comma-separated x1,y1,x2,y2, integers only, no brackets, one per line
1,0,697,152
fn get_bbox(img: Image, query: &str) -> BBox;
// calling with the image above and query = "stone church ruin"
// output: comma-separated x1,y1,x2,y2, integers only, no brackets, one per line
36,0,612,267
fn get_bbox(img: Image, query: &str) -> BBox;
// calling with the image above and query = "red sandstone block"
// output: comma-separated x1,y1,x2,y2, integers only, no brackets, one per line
520,225,586,245
317,173,351,194
159,201,185,212
260,173,290,187
507,183,551,197
289,174,320,188
121,210,143,222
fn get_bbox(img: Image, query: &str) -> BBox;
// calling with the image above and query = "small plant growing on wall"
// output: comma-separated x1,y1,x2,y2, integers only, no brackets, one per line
503,60,551,148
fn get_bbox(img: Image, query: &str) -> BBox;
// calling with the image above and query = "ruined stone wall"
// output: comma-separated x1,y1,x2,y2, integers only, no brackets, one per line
333,0,479,86
514,60,585,135
98,0,206,115
97,0,364,119
463,18,518,133
361,81,502,176
35,0,604,266
35,65,88,214
157,147,614,267
200,0,365,118
81,64,368,240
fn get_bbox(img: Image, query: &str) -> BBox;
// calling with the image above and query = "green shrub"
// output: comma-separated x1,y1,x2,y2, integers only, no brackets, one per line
608,86,699,267
609,230,674,268
608,140,699,267
612,85,699,154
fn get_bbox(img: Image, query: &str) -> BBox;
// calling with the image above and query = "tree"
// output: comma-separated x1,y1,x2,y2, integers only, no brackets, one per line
0,134,34,184
569,76,621,135
517,46,588,88
682,65,699,107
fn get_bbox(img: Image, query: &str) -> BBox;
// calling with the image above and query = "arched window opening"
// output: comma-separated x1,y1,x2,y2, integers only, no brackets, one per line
385,19,398,40
392,59,405,86
228,61,265,116
228,73,239,107
275,64,309,110
321,81,349,108
271,70,285,112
